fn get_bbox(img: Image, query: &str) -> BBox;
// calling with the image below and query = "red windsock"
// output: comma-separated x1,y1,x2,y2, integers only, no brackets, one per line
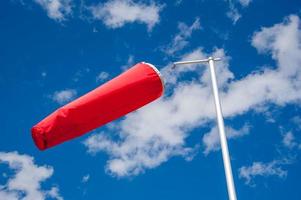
31,62,164,150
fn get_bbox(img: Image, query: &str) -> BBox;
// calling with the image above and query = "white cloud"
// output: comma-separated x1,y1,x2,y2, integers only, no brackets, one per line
51,89,77,105
220,15,301,116
282,132,297,149
121,55,135,71
41,72,47,77
34,0,72,21
238,0,252,7
84,132,197,177
227,4,241,24
46,187,63,200
163,18,201,55
96,72,110,83
226,0,252,23
174,0,183,6
81,174,90,183
239,160,287,185
73,68,91,82
84,15,301,177
292,116,301,130
0,151,63,200
88,0,163,31
203,124,250,155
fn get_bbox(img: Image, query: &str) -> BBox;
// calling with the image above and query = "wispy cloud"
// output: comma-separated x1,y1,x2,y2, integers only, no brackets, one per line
174,0,183,6
121,55,135,71
88,0,163,31
226,0,252,24
203,124,250,155
33,0,72,21
47,187,63,200
292,116,301,130
41,72,47,77
227,1,241,24
238,0,252,7
84,15,301,177
240,114,301,186
84,132,198,177
163,18,201,56
96,72,110,83
0,151,63,200
282,132,298,149
51,89,77,105
239,160,287,186
73,68,91,82
81,174,90,183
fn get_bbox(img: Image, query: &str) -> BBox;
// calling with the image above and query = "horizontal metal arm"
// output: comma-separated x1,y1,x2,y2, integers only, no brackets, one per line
173,57,221,67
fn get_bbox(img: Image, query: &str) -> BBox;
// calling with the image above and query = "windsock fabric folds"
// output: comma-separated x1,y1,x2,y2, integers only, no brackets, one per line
31,62,164,150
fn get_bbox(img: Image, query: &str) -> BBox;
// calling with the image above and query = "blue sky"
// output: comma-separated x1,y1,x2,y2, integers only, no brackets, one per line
1,0,301,199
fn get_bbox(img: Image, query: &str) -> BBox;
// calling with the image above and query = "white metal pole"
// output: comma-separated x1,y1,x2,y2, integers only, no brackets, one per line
173,57,238,200
208,57,237,200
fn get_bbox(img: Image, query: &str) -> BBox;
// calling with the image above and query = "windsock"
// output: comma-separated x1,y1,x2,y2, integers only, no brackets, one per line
31,62,164,150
